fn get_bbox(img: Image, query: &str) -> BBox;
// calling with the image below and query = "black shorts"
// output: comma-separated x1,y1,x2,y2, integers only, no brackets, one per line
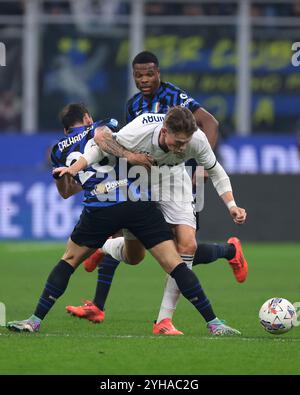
71,201,173,250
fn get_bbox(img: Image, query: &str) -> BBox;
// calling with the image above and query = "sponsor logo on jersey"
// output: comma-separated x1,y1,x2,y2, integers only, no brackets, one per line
93,179,128,194
135,110,143,116
181,98,193,107
109,119,118,127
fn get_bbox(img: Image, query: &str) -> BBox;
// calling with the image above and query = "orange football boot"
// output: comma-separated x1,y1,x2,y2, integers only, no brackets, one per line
83,249,104,273
66,300,105,323
152,318,184,335
227,237,248,283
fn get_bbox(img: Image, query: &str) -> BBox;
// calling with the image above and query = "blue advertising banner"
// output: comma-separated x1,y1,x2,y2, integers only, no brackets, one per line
0,172,83,240
219,135,300,174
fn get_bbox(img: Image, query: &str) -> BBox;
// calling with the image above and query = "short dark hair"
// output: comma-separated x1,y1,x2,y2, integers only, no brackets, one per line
164,106,197,135
132,51,159,67
59,103,90,131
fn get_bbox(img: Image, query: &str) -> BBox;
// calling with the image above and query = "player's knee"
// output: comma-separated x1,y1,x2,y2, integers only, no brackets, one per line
126,249,145,265
61,254,80,269
62,250,82,269
176,239,197,256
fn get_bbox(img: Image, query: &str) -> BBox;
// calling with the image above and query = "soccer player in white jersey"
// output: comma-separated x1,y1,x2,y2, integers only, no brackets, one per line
58,106,247,335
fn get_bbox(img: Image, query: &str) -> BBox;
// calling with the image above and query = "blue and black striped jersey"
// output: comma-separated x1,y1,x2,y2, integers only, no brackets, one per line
126,81,201,123
51,119,130,207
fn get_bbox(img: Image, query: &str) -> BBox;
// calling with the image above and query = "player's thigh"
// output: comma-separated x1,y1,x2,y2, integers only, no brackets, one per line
122,229,145,264
149,240,182,274
123,201,174,251
71,206,121,251
174,224,197,256
158,200,197,255
62,238,96,268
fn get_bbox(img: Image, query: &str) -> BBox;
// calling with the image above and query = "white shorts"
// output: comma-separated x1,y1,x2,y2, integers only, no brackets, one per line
158,199,196,229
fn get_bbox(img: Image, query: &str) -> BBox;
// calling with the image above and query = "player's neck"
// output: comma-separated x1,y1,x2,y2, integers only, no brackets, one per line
158,130,169,153
71,122,85,129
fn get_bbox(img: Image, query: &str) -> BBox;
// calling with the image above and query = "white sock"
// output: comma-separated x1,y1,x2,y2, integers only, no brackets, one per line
156,255,194,323
102,237,125,262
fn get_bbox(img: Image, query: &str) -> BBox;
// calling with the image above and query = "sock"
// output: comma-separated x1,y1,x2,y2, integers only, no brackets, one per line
156,255,194,323
102,237,125,262
29,314,42,324
208,317,222,325
170,262,216,323
34,260,75,320
193,243,236,265
93,255,120,310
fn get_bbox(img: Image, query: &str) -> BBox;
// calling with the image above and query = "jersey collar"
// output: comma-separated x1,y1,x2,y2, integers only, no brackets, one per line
67,123,93,136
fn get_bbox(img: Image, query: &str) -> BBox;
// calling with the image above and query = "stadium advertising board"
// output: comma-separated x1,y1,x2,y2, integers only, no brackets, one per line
40,27,300,134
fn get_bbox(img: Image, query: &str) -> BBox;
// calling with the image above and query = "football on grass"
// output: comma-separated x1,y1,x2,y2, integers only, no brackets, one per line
259,298,296,334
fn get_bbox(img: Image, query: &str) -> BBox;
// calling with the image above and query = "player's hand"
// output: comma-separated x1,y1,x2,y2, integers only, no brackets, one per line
53,167,76,178
229,206,247,225
126,152,155,170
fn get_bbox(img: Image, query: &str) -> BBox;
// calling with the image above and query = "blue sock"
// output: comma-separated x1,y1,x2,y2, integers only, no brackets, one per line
193,243,235,265
34,260,75,320
170,262,216,322
93,255,120,310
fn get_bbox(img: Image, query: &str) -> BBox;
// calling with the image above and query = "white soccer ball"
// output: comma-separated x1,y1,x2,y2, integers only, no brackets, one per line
259,298,296,335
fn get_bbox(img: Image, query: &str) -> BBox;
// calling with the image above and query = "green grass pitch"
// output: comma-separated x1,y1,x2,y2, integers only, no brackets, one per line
0,242,300,375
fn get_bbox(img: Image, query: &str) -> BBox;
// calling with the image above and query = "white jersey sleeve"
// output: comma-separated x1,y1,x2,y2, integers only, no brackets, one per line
82,139,106,165
189,129,217,170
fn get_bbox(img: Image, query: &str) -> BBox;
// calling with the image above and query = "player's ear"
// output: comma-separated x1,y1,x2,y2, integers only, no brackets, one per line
83,113,93,125
156,67,161,79
161,127,167,136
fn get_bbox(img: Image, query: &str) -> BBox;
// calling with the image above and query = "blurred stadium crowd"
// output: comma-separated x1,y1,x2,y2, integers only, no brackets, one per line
1,1,300,18
1,1,300,134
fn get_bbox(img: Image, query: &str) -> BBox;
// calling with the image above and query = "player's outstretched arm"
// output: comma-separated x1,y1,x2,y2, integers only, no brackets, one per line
94,126,155,170
206,162,247,225
53,156,88,178
53,172,82,199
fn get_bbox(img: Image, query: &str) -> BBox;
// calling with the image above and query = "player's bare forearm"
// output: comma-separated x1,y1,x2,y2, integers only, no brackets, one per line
220,191,235,207
53,157,88,178
69,156,88,175
95,126,132,159
66,177,82,196
94,126,155,169
194,107,218,149
55,174,82,199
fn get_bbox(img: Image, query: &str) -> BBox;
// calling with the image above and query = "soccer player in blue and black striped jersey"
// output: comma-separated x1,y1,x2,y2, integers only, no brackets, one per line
126,51,218,150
